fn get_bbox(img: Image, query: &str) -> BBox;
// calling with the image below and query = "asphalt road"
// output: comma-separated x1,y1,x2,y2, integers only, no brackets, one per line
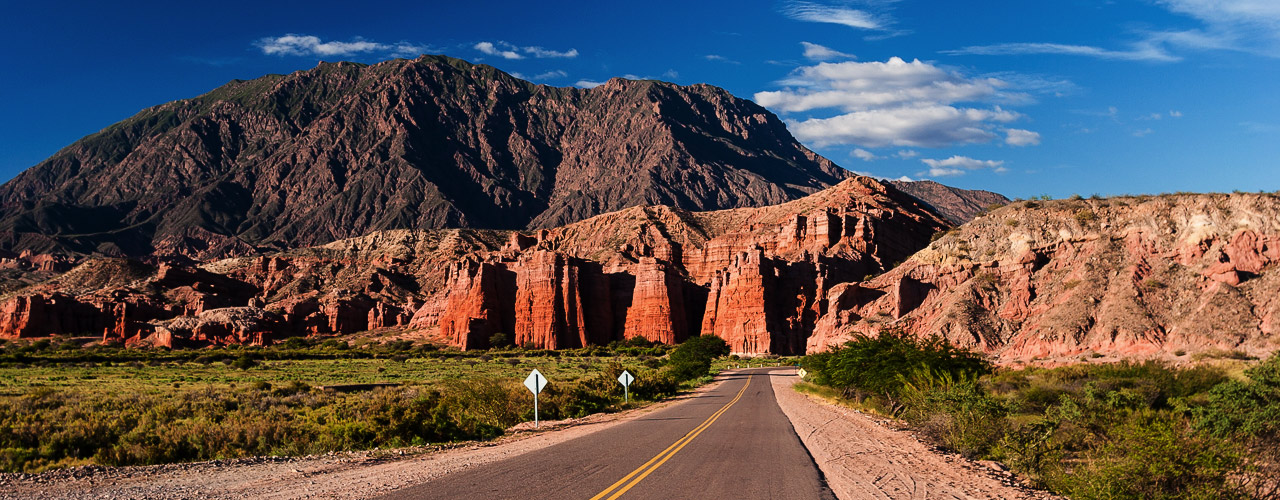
378,368,835,500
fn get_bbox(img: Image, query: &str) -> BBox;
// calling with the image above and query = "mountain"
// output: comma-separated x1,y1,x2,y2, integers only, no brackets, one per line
888,180,1010,225
0,177,951,355
0,55,850,259
809,193,1280,364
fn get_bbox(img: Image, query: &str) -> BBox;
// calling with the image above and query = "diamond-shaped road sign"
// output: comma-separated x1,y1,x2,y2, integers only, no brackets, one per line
524,369,548,394
617,370,635,387
797,368,808,378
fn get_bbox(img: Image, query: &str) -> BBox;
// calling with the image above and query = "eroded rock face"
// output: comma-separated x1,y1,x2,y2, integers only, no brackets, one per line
418,176,949,354
133,307,283,348
0,177,949,353
810,194,1280,364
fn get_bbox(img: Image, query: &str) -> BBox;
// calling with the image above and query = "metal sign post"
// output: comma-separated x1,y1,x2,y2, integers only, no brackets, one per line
524,369,548,427
617,370,635,404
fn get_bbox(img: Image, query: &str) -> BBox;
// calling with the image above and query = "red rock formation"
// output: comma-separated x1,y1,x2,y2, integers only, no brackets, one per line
436,259,509,350
702,250,773,354
0,177,951,354
622,258,689,345
0,294,106,338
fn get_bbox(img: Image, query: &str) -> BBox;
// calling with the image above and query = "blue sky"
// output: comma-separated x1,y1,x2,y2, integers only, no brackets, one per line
2,0,1278,199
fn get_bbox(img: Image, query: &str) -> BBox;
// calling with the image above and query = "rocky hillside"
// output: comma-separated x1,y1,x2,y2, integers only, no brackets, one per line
888,180,1009,225
0,177,950,355
809,194,1280,364
0,55,850,259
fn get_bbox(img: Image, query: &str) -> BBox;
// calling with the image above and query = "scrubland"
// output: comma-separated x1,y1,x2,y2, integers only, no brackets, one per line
0,336,729,473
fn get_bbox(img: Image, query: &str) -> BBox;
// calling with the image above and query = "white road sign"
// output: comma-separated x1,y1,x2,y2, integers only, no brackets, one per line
618,370,635,404
524,369,548,394
797,368,808,378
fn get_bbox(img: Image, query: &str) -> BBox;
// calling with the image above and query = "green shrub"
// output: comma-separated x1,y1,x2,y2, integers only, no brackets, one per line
231,356,257,370
666,335,729,382
1051,410,1247,500
896,367,1007,457
802,328,989,404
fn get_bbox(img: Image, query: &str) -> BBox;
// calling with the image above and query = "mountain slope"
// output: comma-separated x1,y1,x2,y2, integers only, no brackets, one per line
0,55,850,258
888,180,1010,225
810,193,1280,363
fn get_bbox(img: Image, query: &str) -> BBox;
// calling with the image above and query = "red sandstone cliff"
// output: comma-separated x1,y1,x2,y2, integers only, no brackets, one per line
415,176,948,354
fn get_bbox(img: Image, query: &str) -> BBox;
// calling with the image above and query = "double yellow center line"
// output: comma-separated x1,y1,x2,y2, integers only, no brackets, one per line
589,374,753,500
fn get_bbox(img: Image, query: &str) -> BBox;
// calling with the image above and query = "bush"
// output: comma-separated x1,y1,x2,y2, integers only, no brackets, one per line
897,367,1007,457
666,335,729,382
231,356,257,370
1051,410,1247,500
803,328,989,405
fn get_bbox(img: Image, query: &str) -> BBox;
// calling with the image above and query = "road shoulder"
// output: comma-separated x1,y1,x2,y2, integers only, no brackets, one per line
769,371,1061,500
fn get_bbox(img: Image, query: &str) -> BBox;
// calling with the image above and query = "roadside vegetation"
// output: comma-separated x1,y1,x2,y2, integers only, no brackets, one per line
0,335,730,473
801,328,1279,500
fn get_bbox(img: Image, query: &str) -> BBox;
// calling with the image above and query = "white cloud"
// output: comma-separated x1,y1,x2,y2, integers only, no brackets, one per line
852,148,881,161
575,80,605,88
757,57,1036,148
920,155,1005,177
788,105,1019,148
524,46,579,58
531,70,568,80
1155,0,1280,55
756,58,1012,113
475,41,578,60
947,1,1280,63
801,42,855,61
705,54,740,64
1133,128,1155,137
1005,128,1041,146
782,1,886,30
942,42,1179,62
895,149,919,158
256,34,428,58
1169,110,1183,117
662,69,680,80
475,41,524,59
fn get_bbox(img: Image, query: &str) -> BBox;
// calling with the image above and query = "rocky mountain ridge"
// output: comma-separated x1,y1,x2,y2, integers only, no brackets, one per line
0,55,850,259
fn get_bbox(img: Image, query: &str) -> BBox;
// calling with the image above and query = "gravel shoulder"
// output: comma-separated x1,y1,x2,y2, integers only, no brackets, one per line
0,375,731,500
770,370,1062,500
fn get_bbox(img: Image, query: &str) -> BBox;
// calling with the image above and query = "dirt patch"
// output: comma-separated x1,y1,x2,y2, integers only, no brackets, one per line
770,370,1061,500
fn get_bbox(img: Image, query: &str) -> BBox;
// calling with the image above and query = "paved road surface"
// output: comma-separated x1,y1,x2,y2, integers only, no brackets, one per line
378,368,834,500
